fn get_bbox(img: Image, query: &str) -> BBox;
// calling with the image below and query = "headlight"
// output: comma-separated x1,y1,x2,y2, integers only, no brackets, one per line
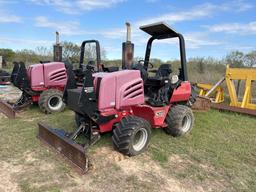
171,75,179,84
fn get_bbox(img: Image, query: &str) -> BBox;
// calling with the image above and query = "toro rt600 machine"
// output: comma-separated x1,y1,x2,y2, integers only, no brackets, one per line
0,40,104,118
38,22,195,173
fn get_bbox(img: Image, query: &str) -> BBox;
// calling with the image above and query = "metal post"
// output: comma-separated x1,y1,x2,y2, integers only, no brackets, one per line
205,77,225,97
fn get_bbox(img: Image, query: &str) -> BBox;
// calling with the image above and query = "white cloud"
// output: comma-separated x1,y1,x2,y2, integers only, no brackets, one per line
100,27,223,49
136,1,253,26
136,3,217,26
205,22,256,34
35,16,94,36
102,1,252,49
184,33,223,49
225,45,255,51
28,0,125,14
0,0,22,23
227,0,254,12
99,28,127,39
77,0,125,10
32,1,252,51
0,15,22,23
0,37,53,46
149,32,223,49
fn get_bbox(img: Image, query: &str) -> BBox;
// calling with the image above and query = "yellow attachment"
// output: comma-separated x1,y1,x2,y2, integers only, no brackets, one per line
225,66,256,110
197,83,224,103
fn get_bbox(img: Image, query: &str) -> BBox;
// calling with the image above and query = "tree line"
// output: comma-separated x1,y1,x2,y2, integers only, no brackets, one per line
0,41,255,69
0,41,106,67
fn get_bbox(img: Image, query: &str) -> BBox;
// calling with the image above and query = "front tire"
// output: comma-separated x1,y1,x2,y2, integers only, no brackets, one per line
112,116,151,156
165,105,194,137
39,89,65,114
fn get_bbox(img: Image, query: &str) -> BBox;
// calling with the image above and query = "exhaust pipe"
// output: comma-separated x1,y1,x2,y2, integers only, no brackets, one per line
126,22,131,42
122,22,134,69
53,31,62,62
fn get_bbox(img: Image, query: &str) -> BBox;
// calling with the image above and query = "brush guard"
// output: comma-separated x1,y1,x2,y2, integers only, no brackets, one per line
38,122,100,174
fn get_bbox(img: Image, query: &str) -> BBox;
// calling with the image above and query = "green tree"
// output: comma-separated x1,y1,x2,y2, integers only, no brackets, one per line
244,51,256,67
0,48,15,67
62,41,107,65
14,49,39,64
225,51,244,67
62,41,80,63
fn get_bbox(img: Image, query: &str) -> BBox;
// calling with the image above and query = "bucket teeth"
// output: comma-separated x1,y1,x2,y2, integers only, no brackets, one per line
0,100,15,118
38,122,89,174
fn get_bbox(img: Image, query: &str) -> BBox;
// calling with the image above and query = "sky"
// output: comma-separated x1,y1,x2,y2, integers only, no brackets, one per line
0,0,256,61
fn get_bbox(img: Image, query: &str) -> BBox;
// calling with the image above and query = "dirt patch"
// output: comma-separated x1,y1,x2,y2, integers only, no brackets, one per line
89,146,128,171
21,117,40,122
168,154,191,172
22,151,56,171
63,147,200,192
0,161,22,192
119,157,187,192
23,151,38,163
0,113,8,119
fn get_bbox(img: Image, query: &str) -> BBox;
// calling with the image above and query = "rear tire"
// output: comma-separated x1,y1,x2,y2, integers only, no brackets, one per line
39,89,65,114
112,116,151,156
165,105,194,137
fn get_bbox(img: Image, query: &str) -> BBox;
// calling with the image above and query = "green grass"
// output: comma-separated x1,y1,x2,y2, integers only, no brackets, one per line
149,110,256,191
0,107,255,191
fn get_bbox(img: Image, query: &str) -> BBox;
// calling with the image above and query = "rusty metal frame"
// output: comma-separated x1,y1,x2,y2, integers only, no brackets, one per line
211,103,256,117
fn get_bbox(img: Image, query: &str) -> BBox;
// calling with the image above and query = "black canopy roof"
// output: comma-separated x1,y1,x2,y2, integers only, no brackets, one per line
140,22,179,39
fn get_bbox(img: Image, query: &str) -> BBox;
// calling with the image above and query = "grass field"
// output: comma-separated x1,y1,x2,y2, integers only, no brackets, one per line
0,106,255,192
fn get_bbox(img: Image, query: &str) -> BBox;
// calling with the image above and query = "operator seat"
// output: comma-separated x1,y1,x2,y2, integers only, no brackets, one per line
144,64,173,107
149,64,172,79
155,64,172,78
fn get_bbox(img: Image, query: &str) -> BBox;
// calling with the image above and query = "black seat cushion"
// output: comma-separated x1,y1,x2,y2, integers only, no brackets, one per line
155,64,172,78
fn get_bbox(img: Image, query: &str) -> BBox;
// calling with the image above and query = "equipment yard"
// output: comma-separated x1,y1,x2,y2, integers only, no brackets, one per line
0,102,255,192
1,1,256,191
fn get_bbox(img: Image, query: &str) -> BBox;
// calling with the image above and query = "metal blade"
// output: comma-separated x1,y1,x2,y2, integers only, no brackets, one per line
0,100,15,118
38,122,89,174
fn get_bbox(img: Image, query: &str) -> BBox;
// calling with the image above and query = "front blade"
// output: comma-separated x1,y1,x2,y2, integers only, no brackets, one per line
0,100,15,118
38,122,89,174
